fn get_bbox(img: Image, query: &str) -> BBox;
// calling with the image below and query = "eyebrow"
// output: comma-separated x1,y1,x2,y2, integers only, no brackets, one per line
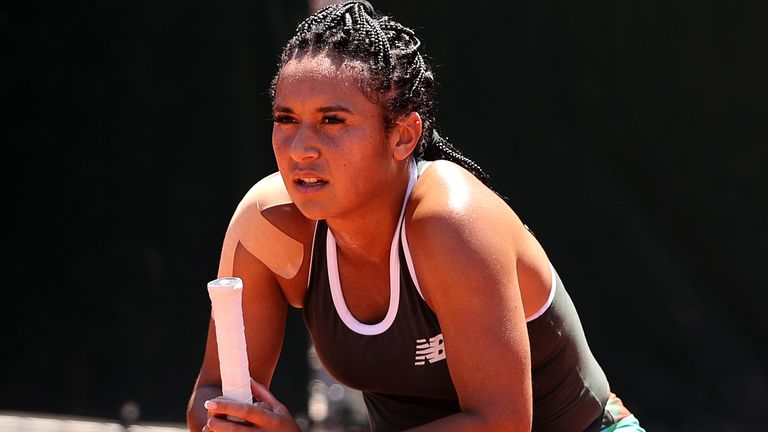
273,105,353,114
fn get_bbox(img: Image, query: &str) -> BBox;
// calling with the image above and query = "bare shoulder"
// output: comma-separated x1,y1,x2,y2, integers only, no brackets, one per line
407,160,521,245
405,160,551,313
218,172,315,305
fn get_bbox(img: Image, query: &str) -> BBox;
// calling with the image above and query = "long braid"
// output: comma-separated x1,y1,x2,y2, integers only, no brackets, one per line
422,131,491,185
273,1,493,186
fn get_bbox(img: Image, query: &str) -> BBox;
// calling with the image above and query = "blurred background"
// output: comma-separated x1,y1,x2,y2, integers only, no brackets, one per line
2,0,766,430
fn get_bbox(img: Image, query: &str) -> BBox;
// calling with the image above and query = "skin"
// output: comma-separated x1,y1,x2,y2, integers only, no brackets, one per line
188,51,553,431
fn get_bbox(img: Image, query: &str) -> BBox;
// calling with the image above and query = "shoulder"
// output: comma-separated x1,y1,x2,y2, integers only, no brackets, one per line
405,160,551,308
241,172,293,214
407,160,521,246
229,171,308,243
218,172,315,284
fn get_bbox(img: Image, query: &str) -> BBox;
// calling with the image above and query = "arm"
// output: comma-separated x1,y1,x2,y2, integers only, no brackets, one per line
403,162,545,431
187,242,290,431
188,173,310,431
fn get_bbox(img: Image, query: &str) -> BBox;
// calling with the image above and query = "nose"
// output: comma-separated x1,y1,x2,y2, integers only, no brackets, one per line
289,126,320,162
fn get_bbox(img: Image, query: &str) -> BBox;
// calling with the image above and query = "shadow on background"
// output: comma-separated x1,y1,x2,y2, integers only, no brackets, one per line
3,1,766,430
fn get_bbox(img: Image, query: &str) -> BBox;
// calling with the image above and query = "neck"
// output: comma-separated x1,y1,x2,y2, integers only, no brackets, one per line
326,162,412,264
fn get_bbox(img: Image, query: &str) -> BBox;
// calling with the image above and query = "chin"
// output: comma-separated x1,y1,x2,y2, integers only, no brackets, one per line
293,201,330,221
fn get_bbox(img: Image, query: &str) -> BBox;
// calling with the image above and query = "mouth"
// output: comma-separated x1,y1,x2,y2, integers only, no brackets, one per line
292,174,328,191
295,177,326,185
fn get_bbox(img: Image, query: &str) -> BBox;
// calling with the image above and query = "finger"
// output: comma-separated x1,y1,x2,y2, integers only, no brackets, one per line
205,397,281,427
253,400,274,412
207,415,253,432
250,380,289,415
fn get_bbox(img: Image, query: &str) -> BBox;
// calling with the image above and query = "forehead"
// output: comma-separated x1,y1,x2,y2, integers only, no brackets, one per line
274,53,375,108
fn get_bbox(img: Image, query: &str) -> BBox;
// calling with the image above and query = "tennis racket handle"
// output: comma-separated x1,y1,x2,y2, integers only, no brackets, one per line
207,277,253,405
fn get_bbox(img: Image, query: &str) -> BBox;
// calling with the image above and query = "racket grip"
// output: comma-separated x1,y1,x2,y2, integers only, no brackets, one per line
207,277,253,405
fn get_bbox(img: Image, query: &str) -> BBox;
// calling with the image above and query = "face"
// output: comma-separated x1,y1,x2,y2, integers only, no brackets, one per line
272,52,399,221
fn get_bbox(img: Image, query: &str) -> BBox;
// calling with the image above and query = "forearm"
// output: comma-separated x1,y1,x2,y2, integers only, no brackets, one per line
186,385,222,432
404,411,530,432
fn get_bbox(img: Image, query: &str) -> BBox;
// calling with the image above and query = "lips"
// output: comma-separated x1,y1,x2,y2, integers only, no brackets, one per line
296,177,325,185
291,171,328,190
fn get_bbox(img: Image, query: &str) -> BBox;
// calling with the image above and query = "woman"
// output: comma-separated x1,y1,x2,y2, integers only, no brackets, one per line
187,2,646,431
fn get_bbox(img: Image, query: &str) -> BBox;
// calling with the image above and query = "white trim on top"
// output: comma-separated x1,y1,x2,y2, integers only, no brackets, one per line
401,225,425,300
400,161,433,301
526,263,558,322
326,162,418,336
402,230,558,322
305,221,319,291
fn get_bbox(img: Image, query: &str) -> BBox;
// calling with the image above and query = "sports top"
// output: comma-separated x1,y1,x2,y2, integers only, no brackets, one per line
302,161,611,431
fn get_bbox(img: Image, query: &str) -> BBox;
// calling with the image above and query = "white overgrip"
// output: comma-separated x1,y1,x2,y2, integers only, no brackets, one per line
207,277,253,405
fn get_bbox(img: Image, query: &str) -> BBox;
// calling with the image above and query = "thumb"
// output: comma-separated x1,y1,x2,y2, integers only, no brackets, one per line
250,379,289,415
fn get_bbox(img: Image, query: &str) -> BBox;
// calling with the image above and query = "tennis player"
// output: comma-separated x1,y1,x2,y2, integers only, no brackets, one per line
187,2,647,431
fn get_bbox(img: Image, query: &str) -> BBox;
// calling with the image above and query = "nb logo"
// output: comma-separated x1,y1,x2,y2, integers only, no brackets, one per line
414,333,446,366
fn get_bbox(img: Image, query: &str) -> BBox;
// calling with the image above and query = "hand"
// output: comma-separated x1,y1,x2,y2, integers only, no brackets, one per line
203,380,300,431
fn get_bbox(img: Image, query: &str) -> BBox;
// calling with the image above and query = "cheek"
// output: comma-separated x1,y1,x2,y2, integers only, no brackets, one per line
271,129,290,157
345,126,388,156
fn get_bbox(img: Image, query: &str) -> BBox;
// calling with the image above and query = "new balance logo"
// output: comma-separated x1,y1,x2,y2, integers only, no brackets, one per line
414,333,446,366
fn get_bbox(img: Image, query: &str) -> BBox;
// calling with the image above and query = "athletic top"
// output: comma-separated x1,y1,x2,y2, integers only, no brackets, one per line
302,161,611,431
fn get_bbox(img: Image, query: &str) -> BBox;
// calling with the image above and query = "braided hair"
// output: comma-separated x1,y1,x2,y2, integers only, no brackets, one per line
271,1,491,185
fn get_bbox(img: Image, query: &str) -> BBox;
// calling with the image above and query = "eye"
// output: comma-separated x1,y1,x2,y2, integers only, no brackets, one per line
322,115,345,124
272,114,297,124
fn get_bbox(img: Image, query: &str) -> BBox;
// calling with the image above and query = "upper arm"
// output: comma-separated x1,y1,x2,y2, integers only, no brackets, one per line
197,242,288,391
197,172,311,390
406,162,536,428
218,172,304,281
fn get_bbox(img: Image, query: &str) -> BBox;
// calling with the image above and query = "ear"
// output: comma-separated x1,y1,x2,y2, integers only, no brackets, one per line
390,112,422,161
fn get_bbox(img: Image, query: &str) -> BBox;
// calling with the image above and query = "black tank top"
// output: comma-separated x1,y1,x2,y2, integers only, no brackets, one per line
302,162,610,431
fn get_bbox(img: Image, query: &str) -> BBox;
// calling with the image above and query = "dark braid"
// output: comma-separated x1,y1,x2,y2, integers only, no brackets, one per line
422,131,490,184
271,1,492,186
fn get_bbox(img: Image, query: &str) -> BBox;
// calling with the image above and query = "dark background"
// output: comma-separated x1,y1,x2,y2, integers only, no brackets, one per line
3,0,766,430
